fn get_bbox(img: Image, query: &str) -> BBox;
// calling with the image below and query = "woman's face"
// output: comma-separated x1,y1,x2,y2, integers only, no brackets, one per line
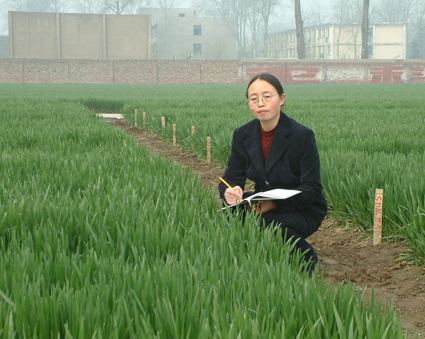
247,79,285,131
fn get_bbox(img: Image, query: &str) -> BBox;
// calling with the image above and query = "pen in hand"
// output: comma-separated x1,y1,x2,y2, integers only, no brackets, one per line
219,177,243,199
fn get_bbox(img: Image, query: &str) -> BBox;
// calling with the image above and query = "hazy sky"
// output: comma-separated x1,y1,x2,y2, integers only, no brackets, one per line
0,0,332,35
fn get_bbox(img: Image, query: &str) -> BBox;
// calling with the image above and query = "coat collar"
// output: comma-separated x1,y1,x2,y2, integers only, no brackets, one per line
244,112,293,179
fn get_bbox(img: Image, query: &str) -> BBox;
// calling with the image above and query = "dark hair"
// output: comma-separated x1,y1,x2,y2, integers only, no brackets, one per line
246,73,284,98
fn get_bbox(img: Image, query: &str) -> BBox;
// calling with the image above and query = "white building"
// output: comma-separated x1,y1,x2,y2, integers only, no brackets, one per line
267,23,406,60
137,8,238,60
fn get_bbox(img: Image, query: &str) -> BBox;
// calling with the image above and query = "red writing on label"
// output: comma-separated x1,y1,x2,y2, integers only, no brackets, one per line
373,191,383,244
374,216,382,231
374,193,383,231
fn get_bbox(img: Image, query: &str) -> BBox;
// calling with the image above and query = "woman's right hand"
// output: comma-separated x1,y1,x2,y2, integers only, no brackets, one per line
224,186,243,205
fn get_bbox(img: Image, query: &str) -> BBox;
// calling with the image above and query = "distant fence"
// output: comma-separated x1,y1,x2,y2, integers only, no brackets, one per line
1,58,425,84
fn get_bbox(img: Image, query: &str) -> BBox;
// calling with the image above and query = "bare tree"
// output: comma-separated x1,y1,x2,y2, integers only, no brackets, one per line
332,0,363,58
73,0,105,13
1,0,69,12
375,0,415,22
294,0,305,59
257,0,282,56
333,0,345,58
332,0,363,24
303,0,329,26
408,0,425,58
361,0,369,58
49,0,70,11
230,0,253,58
102,0,142,14
246,0,263,57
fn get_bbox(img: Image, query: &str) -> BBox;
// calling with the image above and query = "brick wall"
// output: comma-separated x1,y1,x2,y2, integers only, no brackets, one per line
1,58,424,84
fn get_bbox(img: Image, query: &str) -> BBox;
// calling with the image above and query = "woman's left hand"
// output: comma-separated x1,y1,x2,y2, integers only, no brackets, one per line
251,200,277,215
259,200,277,214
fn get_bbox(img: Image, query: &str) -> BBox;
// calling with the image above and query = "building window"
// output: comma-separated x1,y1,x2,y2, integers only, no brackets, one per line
194,25,202,35
152,24,157,38
319,46,325,58
368,26,373,44
179,13,185,17
194,43,202,54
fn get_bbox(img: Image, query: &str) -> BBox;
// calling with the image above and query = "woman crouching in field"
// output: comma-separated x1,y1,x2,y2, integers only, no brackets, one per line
218,73,327,275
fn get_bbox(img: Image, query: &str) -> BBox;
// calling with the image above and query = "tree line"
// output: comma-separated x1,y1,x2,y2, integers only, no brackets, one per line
1,0,424,59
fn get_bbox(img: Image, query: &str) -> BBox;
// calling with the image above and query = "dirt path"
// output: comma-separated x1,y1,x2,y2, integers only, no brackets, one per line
108,118,425,336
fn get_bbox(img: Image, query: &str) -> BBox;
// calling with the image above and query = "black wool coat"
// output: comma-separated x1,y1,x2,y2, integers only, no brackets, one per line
219,112,327,222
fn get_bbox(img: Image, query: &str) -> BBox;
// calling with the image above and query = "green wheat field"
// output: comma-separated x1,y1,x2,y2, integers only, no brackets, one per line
0,83,424,338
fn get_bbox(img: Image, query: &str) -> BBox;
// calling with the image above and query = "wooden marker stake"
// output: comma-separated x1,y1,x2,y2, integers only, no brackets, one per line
161,117,165,128
207,136,211,163
143,111,146,124
135,109,138,127
173,124,176,146
373,189,384,245
190,126,195,149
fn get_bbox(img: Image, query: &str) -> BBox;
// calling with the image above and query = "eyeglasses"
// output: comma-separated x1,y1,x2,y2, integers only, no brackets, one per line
248,94,277,105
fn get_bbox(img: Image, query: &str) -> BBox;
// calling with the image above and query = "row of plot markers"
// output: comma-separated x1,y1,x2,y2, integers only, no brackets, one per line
134,108,385,245
134,109,211,163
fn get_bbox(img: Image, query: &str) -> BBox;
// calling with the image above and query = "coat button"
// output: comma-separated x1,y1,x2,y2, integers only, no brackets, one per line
265,181,269,185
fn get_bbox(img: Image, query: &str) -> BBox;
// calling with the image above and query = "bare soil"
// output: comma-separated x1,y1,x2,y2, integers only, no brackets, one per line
107,118,425,336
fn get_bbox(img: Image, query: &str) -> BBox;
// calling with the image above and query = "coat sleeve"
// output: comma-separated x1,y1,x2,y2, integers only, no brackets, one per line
218,129,248,201
274,129,324,213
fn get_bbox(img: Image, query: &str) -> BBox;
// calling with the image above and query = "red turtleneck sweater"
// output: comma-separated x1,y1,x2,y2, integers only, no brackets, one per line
261,125,276,162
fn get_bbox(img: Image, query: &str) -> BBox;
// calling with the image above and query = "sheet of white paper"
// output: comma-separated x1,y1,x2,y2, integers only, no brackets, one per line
220,189,301,211
246,189,301,202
